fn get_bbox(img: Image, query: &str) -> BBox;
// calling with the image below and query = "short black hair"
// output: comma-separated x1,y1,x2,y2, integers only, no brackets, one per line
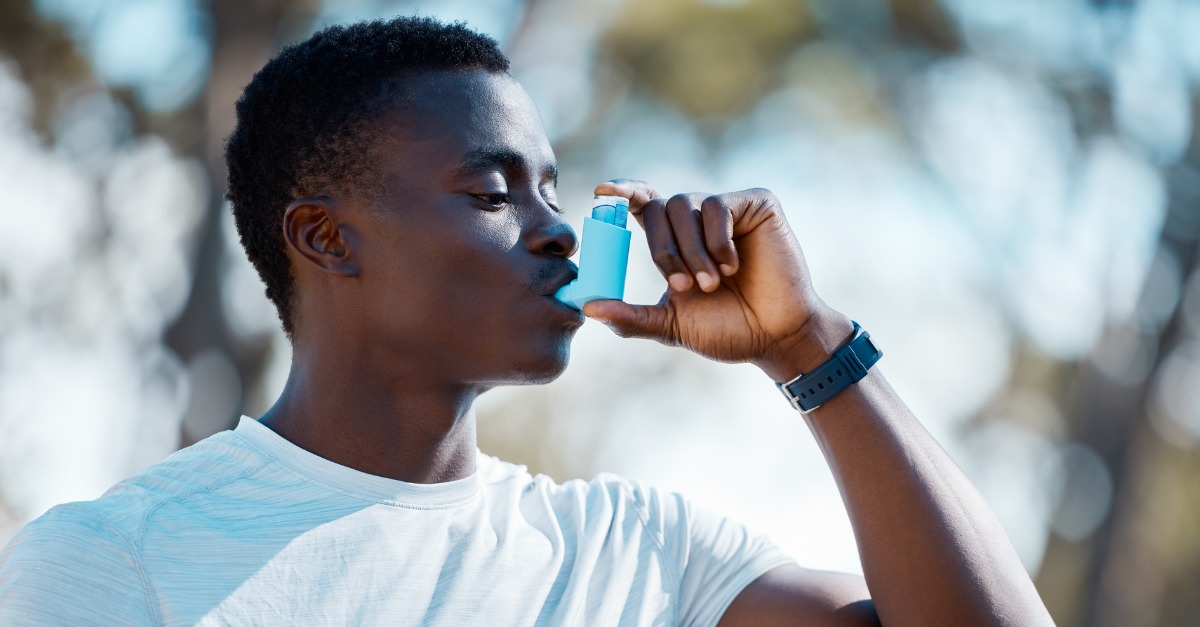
225,16,510,338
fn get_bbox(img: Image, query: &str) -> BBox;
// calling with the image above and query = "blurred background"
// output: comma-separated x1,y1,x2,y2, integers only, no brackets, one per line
0,0,1197,624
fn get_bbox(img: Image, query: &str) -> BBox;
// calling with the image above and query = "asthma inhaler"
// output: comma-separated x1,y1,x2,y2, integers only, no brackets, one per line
555,195,632,310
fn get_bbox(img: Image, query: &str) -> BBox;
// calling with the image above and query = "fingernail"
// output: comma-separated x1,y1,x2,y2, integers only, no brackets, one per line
668,273,691,291
696,271,716,291
719,264,735,276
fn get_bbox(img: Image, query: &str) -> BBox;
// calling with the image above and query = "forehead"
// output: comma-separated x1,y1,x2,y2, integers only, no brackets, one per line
379,70,555,178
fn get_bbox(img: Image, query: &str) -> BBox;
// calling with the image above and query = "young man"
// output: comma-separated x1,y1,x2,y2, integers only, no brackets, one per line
0,17,1052,626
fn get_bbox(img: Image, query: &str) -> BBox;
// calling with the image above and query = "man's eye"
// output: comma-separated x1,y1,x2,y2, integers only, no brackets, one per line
475,193,511,209
541,188,563,214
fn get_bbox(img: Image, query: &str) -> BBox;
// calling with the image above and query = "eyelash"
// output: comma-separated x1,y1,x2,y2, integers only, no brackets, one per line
472,191,563,214
541,188,563,214
476,193,511,209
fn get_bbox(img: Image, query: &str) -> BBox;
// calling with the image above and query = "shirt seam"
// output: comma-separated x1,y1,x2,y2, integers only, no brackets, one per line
696,553,797,627
620,480,684,621
132,456,276,624
229,430,480,510
54,504,163,627
136,456,275,539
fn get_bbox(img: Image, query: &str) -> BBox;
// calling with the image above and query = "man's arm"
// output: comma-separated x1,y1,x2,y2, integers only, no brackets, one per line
722,309,1050,626
584,182,1053,627
720,563,878,627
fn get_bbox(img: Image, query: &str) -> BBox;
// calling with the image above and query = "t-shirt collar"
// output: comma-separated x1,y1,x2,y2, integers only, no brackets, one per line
234,416,480,507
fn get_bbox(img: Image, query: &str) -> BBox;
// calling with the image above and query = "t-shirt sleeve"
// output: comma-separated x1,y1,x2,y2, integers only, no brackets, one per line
0,505,156,625
630,482,795,627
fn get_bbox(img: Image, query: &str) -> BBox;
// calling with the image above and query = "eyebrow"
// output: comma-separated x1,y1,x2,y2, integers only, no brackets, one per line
455,148,558,184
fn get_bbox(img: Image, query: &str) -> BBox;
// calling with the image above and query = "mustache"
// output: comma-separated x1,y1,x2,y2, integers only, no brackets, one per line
527,260,578,297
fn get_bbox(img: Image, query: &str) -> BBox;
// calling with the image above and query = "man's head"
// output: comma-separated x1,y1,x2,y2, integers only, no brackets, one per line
226,17,583,387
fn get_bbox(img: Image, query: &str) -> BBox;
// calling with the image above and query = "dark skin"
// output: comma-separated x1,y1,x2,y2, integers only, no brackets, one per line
263,70,580,483
261,69,1054,626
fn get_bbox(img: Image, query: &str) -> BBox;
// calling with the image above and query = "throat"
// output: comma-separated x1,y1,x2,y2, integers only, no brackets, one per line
258,379,480,484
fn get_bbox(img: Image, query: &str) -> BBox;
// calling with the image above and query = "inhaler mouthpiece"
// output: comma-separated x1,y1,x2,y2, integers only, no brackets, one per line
554,196,632,310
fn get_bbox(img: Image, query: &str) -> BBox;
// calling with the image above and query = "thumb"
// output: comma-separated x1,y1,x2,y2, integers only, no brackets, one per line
582,299,673,342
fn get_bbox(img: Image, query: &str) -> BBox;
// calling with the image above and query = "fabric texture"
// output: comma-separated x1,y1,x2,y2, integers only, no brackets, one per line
0,417,793,626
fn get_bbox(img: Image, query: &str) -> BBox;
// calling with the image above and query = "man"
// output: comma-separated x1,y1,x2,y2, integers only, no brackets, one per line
0,16,1052,626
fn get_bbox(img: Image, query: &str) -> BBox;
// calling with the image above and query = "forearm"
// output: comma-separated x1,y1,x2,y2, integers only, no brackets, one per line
588,181,1050,624
762,310,1052,627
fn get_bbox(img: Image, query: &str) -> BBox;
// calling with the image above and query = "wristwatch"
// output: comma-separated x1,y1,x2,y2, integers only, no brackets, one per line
775,321,882,413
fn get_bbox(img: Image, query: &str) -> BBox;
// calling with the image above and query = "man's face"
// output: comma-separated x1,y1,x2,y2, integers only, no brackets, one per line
345,70,583,387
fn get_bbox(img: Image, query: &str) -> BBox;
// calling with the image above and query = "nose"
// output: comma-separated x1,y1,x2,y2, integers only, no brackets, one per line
527,214,579,259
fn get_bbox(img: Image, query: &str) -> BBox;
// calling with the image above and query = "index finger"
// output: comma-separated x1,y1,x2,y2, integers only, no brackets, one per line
594,179,659,216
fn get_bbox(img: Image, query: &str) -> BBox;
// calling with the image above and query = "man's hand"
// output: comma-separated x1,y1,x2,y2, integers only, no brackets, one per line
586,180,1055,627
583,180,851,380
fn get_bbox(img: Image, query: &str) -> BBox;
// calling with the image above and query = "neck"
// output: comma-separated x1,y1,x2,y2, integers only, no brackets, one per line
259,343,480,484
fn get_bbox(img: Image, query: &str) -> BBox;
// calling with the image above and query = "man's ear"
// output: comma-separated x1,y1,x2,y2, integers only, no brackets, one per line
282,198,359,277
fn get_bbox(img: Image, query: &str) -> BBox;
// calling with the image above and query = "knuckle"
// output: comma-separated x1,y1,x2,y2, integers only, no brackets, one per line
634,308,661,338
708,237,735,255
700,194,727,212
631,182,659,203
666,193,695,211
642,198,667,214
749,187,779,204
651,250,680,268
667,198,703,223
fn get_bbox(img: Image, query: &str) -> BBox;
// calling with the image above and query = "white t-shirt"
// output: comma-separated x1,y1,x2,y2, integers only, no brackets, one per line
0,417,792,626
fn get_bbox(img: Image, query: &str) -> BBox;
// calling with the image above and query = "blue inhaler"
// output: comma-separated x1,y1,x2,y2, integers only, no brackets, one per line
555,195,632,310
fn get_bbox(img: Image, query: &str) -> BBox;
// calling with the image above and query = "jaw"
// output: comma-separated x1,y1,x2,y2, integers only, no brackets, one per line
471,328,576,388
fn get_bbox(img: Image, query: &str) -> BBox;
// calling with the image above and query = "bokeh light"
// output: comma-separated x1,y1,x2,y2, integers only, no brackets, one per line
1,1,1198,624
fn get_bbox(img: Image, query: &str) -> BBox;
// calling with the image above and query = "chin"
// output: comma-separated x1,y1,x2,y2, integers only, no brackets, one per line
485,336,573,386
514,343,572,385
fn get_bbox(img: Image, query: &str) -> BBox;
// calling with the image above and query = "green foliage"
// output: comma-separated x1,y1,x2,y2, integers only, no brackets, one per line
600,0,816,124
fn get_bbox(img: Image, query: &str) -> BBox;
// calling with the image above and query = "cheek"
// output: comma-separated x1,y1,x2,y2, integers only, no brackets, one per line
433,214,523,301
361,213,523,332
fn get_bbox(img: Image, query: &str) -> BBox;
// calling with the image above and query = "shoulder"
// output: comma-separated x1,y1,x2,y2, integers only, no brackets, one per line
1,429,271,622
2,502,137,557
17,428,269,549
479,452,665,500
0,504,157,622
478,452,684,539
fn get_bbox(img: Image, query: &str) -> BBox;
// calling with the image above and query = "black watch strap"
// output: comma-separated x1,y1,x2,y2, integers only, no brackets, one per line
775,321,882,413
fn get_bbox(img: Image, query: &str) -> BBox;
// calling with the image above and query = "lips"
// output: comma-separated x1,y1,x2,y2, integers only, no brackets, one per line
541,262,579,298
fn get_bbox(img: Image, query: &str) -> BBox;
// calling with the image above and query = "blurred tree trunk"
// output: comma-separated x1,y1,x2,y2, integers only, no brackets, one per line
1037,118,1200,627
1086,134,1200,627
164,0,317,446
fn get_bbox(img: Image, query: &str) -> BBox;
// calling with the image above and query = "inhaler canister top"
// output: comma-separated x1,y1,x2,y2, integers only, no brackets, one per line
590,196,630,228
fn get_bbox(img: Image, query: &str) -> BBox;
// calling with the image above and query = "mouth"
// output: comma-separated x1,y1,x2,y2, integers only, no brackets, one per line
542,262,579,298
544,293,585,323
538,263,584,324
